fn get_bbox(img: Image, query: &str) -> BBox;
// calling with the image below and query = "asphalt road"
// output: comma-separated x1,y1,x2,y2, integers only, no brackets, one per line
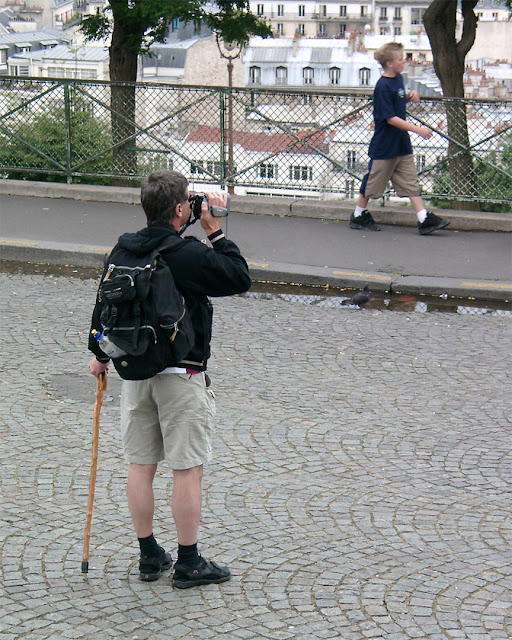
1,194,511,282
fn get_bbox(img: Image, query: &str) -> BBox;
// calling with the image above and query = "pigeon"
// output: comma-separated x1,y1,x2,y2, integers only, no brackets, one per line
341,284,371,308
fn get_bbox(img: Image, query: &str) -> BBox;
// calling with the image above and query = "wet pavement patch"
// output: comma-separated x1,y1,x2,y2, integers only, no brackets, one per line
2,259,510,317
46,373,122,406
248,283,512,317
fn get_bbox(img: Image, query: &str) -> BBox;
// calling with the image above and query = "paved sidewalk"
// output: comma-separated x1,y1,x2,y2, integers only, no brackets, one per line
0,270,511,640
0,182,511,301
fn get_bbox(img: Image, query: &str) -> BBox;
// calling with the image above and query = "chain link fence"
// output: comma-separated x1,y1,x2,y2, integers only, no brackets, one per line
0,76,510,210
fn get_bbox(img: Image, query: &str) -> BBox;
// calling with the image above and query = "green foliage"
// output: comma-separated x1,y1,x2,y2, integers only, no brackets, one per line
0,96,113,184
431,133,512,213
81,0,272,54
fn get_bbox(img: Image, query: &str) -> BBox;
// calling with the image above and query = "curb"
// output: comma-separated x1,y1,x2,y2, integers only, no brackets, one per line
0,179,510,232
2,239,511,302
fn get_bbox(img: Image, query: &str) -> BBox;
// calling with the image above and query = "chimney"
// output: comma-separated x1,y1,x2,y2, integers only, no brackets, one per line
348,31,357,56
292,30,300,56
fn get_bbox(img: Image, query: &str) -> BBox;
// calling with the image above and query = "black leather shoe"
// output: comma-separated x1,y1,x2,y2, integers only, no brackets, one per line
172,556,231,589
139,546,173,582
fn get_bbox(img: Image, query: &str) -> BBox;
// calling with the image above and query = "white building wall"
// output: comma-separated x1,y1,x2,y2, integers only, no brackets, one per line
245,36,380,89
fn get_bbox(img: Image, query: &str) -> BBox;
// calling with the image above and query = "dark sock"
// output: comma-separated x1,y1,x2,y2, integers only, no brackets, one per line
177,543,200,566
138,533,159,558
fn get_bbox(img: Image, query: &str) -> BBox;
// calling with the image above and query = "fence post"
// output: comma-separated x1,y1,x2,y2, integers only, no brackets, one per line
219,89,227,191
63,81,72,184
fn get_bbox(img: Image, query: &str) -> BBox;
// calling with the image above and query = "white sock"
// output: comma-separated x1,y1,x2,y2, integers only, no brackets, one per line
353,205,366,218
416,209,428,223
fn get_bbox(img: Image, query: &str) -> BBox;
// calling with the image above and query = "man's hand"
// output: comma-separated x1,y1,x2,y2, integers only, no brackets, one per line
89,357,109,378
407,90,420,103
200,192,226,236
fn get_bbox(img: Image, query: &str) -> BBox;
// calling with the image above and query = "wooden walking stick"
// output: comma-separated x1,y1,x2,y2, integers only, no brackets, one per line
81,371,107,573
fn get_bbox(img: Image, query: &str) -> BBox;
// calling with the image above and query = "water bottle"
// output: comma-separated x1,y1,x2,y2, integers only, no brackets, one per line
91,330,127,358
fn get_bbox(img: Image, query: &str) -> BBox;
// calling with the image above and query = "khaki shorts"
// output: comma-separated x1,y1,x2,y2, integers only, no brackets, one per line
362,154,420,199
120,372,216,470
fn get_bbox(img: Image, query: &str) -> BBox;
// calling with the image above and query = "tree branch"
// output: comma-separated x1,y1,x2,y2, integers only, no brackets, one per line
457,0,478,60
423,0,450,25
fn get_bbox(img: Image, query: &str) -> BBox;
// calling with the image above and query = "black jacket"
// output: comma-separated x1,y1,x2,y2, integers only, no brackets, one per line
88,224,251,371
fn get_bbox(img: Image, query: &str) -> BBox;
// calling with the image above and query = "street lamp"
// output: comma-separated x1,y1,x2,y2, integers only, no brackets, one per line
216,35,242,194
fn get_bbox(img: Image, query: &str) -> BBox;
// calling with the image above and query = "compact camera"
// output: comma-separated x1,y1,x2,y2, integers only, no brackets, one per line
188,192,230,224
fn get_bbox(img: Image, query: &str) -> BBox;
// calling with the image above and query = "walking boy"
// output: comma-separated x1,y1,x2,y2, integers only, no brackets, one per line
89,170,251,588
350,42,449,235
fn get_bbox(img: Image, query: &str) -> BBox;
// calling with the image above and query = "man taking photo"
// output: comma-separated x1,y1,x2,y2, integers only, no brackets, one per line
88,170,250,588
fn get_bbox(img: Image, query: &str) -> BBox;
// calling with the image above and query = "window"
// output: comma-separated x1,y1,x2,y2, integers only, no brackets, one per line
303,94,312,105
359,67,370,86
394,26,401,36
191,160,222,176
380,27,388,35
394,7,401,20
347,150,356,169
411,8,425,25
339,23,346,38
277,23,284,35
303,66,314,85
318,23,326,35
299,4,305,17
10,64,29,76
345,179,355,199
191,161,205,174
171,17,179,31
208,161,222,175
289,165,313,181
277,4,284,16
340,5,347,17
298,23,305,35
257,4,264,15
330,67,340,85
321,4,327,16
0,49,7,65
380,7,387,19
259,163,277,179
416,155,426,172
361,5,367,17
80,69,97,80
276,66,287,85
250,66,261,84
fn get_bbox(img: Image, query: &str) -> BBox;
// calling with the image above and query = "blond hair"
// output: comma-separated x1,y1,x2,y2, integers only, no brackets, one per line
374,42,404,68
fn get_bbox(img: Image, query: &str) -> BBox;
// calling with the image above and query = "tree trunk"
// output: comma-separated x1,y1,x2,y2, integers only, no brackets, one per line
424,0,480,210
109,12,143,185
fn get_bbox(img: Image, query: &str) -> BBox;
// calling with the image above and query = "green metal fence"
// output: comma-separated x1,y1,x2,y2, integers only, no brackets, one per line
0,76,511,210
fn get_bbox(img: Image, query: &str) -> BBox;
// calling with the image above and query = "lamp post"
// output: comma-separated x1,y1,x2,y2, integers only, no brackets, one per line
216,35,242,194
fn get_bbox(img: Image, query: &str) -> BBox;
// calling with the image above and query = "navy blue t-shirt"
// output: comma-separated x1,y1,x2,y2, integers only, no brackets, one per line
368,73,412,160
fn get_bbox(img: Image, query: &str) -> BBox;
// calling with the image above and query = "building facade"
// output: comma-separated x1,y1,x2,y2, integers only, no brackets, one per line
245,35,380,89
248,1,431,39
7,43,108,79
0,29,69,75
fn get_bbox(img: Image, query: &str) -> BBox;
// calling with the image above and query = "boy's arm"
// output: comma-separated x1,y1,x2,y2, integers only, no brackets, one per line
387,116,432,140
407,90,420,103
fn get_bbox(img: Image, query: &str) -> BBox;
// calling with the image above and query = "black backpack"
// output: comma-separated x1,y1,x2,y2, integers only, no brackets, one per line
98,236,195,380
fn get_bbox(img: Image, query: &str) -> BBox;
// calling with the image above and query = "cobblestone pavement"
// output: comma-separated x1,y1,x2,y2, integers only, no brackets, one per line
1,271,511,640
